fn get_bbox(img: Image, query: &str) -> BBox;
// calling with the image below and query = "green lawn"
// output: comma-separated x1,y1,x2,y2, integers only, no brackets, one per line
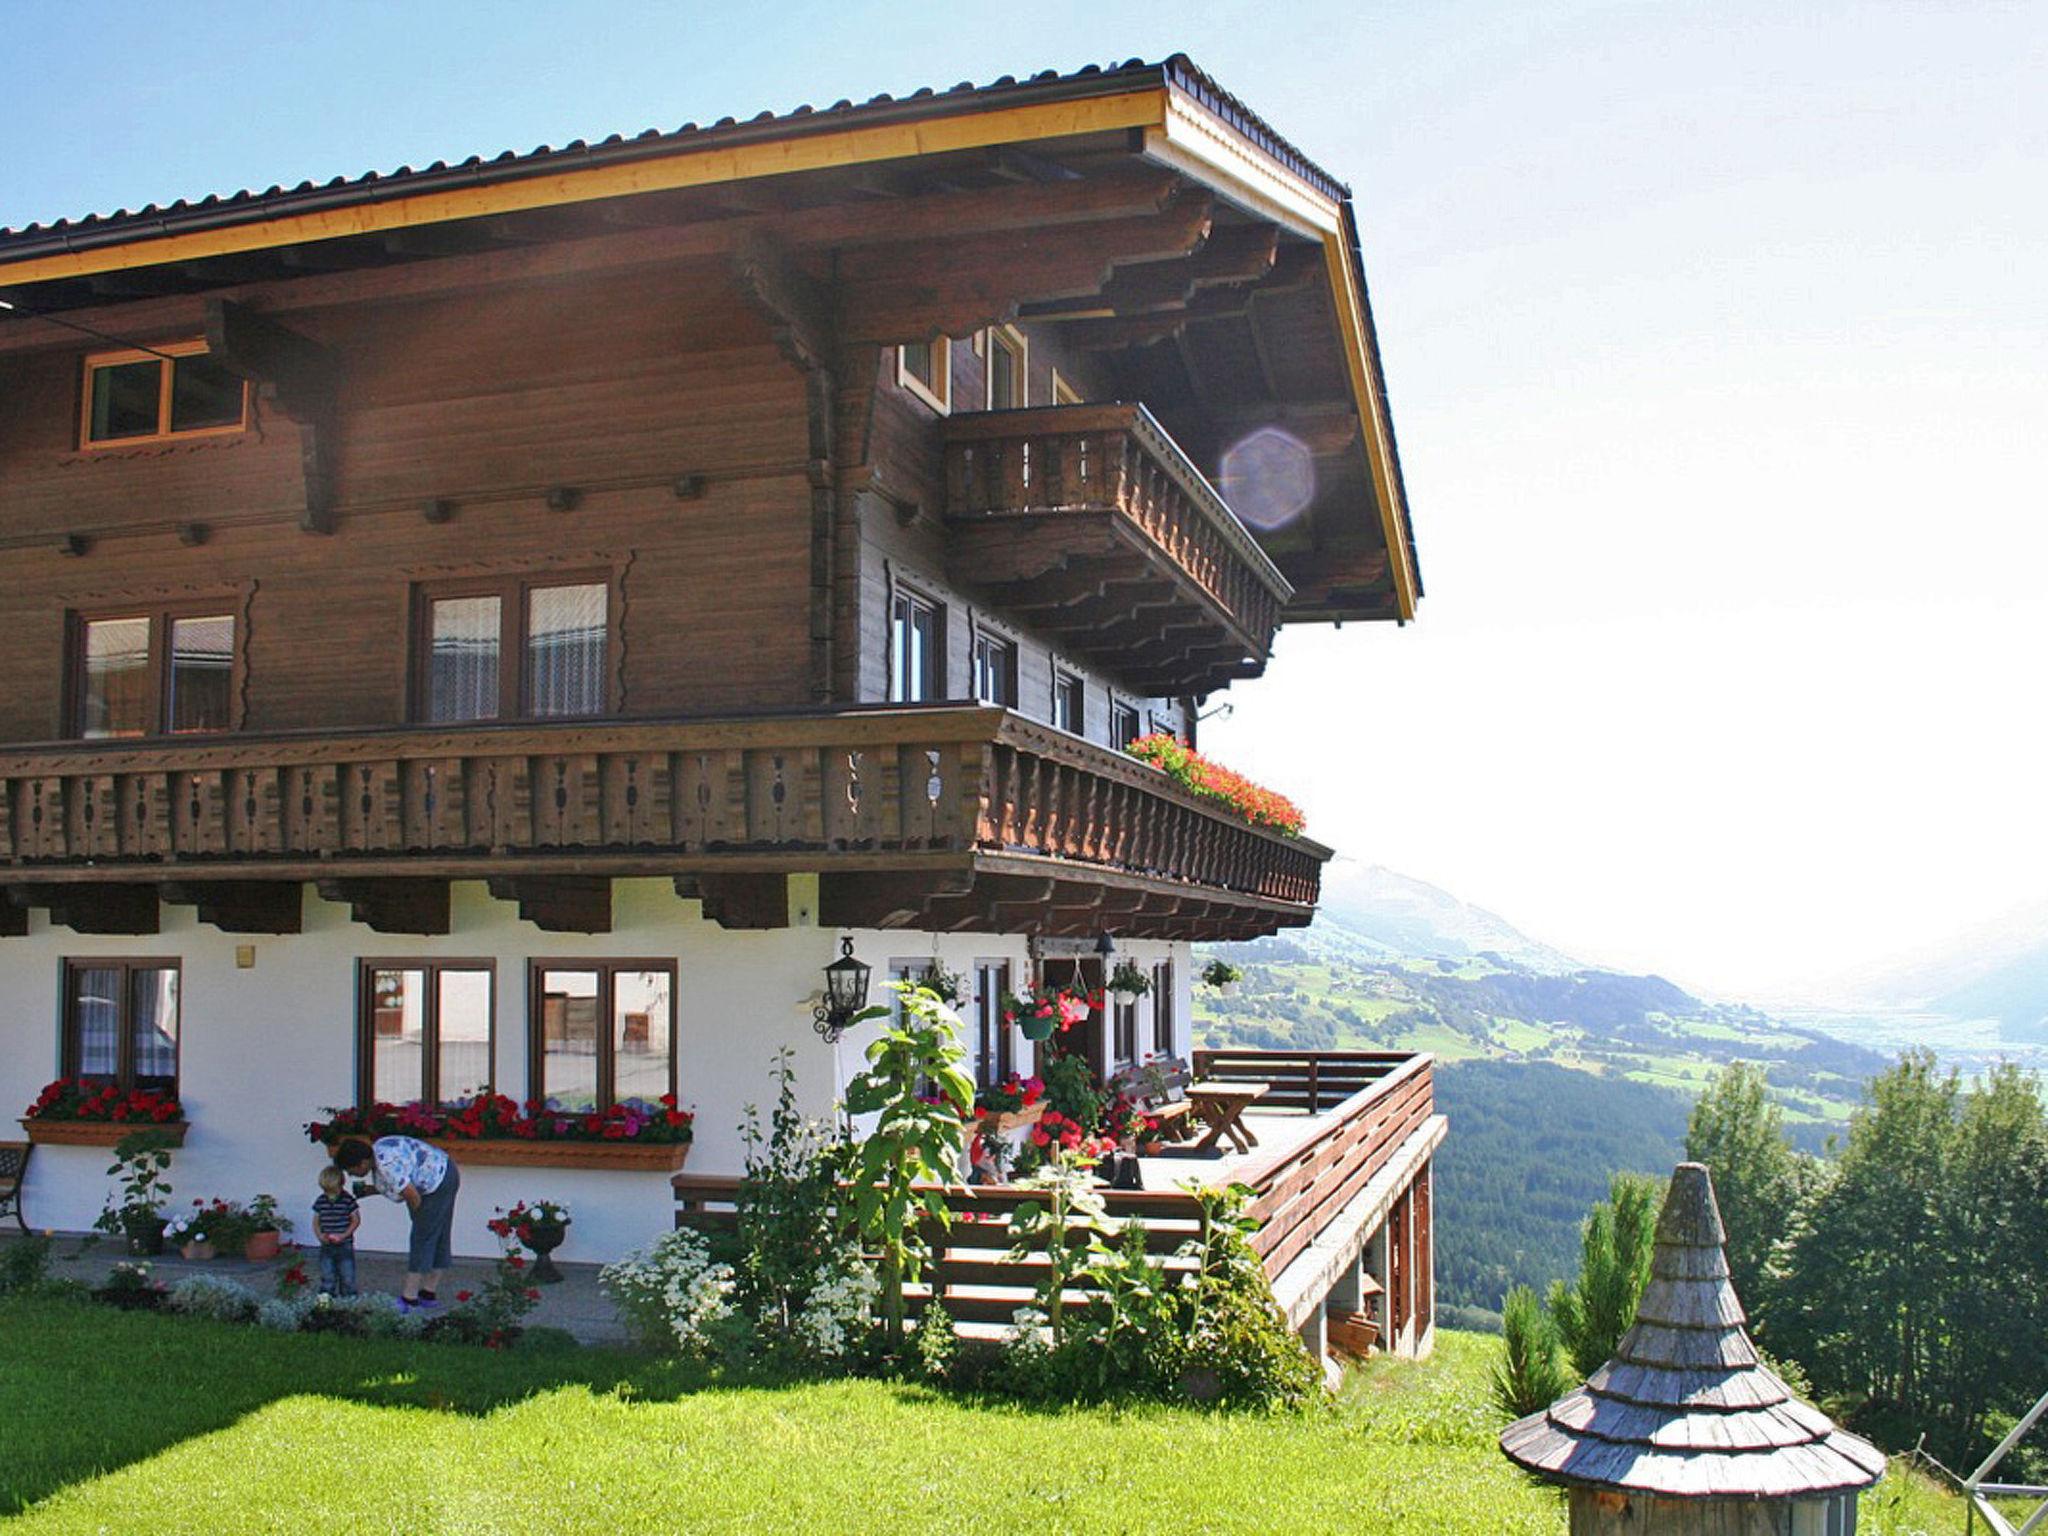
0,1298,1961,1533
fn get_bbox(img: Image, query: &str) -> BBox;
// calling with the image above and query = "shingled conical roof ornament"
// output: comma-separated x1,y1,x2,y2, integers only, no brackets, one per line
1500,1163,1885,1532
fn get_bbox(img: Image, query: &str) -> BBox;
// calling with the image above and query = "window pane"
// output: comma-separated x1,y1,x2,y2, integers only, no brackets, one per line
1153,963,1173,1053
130,968,179,1092
427,596,501,722
436,969,493,1101
526,582,607,717
889,598,910,702
1055,675,1084,733
167,615,233,733
990,335,1022,409
973,637,1014,707
67,966,122,1080
88,359,161,441
909,602,936,701
902,341,937,389
368,968,424,1106
80,617,153,738
612,969,674,1108
168,354,243,432
539,969,599,1112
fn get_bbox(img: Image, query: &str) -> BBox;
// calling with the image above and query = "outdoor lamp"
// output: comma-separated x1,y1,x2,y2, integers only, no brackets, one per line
1095,933,1116,960
814,934,872,1043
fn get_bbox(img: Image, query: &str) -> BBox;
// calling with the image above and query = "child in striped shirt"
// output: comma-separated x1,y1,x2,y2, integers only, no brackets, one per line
312,1166,360,1297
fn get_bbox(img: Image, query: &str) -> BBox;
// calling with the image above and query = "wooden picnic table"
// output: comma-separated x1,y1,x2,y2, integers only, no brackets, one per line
1186,1081,1268,1155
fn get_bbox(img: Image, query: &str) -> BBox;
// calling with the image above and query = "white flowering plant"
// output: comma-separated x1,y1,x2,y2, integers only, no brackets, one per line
599,1228,736,1356
792,1256,879,1362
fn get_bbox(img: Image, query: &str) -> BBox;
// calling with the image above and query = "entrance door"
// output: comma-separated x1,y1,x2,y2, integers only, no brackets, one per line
1039,955,1107,1081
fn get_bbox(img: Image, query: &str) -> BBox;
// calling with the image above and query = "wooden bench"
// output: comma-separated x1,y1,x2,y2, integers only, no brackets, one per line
1108,1057,1198,1138
0,1140,31,1233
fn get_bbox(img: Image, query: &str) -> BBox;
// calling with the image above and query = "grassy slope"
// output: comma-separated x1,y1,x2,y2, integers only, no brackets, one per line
0,1299,1959,1534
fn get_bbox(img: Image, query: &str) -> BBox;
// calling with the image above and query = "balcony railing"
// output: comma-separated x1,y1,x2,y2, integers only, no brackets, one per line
0,707,1324,934
943,404,1293,697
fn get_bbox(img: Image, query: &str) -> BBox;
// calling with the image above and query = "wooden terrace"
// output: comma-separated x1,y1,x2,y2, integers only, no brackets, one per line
673,1049,1443,1342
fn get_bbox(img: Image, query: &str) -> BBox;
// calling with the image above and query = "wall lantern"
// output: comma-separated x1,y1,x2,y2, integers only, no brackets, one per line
1094,933,1117,961
814,935,873,1043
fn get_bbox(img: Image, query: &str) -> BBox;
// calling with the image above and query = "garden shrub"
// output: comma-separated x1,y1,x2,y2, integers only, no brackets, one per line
0,1233,55,1295
791,1256,879,1363
257,1297,310,1333
167,1275,262,1324
599,1228,735,1355
1491,1284,1571,1418
914,1301,960,1384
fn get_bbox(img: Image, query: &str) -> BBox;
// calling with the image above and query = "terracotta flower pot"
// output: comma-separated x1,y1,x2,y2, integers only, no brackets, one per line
180,1240,215,1262
244,1229,282,1262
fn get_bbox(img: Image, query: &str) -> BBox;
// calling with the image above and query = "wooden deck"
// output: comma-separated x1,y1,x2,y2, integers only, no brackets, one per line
673,1049,1437,1332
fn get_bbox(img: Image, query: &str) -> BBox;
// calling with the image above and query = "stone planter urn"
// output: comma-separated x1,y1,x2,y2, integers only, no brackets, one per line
523,1220,568,1284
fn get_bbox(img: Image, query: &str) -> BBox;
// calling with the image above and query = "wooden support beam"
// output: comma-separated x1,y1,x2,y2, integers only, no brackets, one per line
688,873,788,930
818,869,975,930
5,883,159,935
203,298,340,533
315,878,450,936
1025,223,1279,318
487,876,613,934
160,881,303,934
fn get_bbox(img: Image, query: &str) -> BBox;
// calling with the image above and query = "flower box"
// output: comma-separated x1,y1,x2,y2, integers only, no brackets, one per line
326,1137,690,1172
982,1101,1046,1138
22,1118,189,1147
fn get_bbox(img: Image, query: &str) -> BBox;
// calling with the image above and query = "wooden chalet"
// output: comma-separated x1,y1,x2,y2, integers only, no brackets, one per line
0,56,1436,1366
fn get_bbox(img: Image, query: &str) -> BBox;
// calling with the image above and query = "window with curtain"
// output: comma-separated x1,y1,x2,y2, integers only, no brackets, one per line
974,960,1013,1090
530,961,674,1112
889,589,942,703
1152,961,1174,1055
74,608,236,738
62,960,180,1094
358,962,494,1108
415,576,611,722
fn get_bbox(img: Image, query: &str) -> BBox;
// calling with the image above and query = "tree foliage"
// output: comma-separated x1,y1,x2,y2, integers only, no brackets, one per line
1685,1060,1810,1320
1547,1171,1660,1380
1492,1283,1573,1418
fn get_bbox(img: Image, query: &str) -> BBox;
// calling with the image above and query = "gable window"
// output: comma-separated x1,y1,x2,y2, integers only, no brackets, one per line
414,576,610,723
82,342,247,447
1152,961,1175,1055
72,606,237,739
972,631,1017,708
889,588,943,703
62,960,180,1094
897,338,951,414
1050,368,1082,406
985,325,1028,410
531,961,675,1112
974,960,1014,1090
1053,670,1086,735
1111,700,1143,750
359,962,494,1108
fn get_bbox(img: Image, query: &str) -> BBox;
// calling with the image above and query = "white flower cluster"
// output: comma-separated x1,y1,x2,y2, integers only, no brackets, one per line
792,1258,878,1361
600,1228,735,1354
162,1213,207,1245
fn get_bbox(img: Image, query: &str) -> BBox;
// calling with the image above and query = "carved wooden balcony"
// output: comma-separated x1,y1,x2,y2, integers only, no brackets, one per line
0,708,1325,939
942,404,1293,698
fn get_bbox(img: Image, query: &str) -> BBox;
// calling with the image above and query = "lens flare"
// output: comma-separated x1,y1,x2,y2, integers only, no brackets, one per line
1219,427,1316,529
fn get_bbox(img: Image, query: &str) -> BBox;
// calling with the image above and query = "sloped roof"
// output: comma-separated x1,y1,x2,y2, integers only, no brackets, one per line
1499,1163,1886,1501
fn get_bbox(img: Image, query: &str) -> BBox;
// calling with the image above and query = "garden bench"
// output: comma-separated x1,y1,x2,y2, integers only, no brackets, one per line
1107,1057,1198,1138
0,1140,30,1232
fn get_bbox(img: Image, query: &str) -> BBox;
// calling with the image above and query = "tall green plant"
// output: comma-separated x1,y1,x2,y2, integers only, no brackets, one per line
1547,1170,1660,1379
734,1048,848,1344
1493,1283,1572,1418
1007,1146,1117,1349
843,983,973,1350
92,1129,178,1240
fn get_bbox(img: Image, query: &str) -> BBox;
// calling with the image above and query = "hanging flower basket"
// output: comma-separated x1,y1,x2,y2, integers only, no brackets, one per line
1003,986,1097,1043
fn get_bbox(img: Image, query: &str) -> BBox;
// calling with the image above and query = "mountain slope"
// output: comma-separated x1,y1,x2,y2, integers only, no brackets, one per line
1316,862,1580,974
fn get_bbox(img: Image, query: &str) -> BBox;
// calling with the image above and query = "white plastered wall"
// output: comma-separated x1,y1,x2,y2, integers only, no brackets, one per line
1,877,1190,1263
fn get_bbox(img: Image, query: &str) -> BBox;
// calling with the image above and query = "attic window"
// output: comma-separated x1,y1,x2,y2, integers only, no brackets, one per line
897,338,950,414
985,325,1027,410
82,341,247,447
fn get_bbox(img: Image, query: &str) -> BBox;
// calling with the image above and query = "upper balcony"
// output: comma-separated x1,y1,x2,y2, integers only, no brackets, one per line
0,706,1325,939
942,404,1293,698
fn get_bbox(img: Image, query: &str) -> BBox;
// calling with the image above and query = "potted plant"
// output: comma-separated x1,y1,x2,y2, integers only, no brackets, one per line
92,1128,178,1255
973,1073,1045,1135
489,1199,572,1284
243,1194,292,1261
21,1078,187,1145
95,1261,168,1311
917,962,966,1008
1002,985,1095,1043
1108,960,1152,999
164,1208,216,1262
1201,958,1244,998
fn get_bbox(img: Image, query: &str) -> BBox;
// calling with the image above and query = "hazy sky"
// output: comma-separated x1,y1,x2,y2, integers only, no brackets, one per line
2,1,2040,999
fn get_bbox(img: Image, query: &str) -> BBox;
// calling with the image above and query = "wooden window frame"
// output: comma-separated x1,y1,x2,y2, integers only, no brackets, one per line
1052,668,1086,736
1152,960,1174,1055
79,339,249,450
972,628,1018,709
1110,697,1143,751
59,957,182,1095
984,324,1029,410
355,959,496,1109
527,959,678,1111
410,570,618,723
66,599,245,740
1050,368,1082,406
974,959,1014,1090
888,585,946,704
896,338,951,414
1112,994,1140,1071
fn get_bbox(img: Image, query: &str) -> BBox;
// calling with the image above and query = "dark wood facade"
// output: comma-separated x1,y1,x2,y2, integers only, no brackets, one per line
0,60,1420,940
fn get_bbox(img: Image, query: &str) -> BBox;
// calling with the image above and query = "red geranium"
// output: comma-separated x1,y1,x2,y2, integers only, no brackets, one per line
23,1079,184,1125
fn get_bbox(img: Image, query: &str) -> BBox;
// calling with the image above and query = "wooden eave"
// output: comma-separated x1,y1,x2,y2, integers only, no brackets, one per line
0,58,1419,623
